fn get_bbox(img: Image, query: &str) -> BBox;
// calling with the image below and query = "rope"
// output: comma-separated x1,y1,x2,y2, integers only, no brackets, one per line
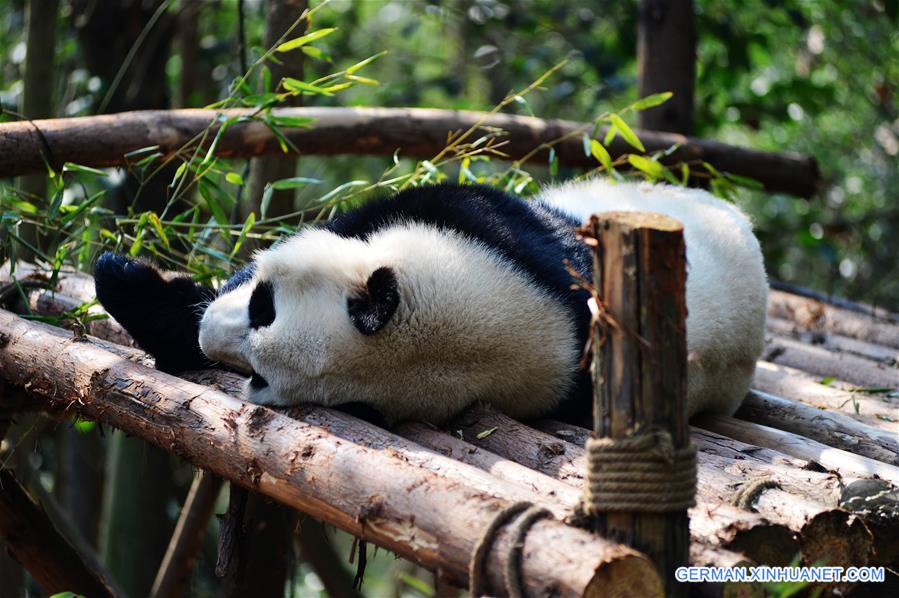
583,429,697,513
469,502,553,597
732,477,781,510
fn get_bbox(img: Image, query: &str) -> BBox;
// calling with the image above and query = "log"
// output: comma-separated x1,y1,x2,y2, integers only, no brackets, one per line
450,407,799,566
0,107,819,196
0,310,661,597
767,317,899,365
151,471,224,598
764,334,899,391
538,420,882,572
0,469,116,597
695,415,899,486
394,419,759,594
769,289,899,349
770,280,899,325
637,0,695,134
581,211,691,596
737,390,899,466
752,361,898,431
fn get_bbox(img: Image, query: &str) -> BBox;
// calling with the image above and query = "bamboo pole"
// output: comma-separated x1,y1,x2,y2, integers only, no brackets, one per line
582,211,692,596
0,107,819,196
0,310,660,597
0,469,116,597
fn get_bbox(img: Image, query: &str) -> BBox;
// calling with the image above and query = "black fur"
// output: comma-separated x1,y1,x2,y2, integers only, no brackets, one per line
248,280,276,329
94,184,593,422
347,267,400,335
93,252,215,374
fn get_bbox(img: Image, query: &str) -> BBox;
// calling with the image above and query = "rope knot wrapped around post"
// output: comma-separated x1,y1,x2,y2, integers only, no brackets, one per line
584,429,697,514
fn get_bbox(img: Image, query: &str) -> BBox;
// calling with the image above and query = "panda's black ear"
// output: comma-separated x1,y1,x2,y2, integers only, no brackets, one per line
347,267,399,335
94,252,216,373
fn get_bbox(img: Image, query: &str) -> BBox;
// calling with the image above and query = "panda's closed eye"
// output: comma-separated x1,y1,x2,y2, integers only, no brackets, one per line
248,280,276,329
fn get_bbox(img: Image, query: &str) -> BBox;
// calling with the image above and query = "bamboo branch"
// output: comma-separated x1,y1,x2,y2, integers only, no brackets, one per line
0,469,116,597
151,471,224,598
0,107,819,196
0,310,660,596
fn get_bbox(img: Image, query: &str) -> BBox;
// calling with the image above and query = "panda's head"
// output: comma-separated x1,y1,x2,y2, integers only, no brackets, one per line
199,224,577,424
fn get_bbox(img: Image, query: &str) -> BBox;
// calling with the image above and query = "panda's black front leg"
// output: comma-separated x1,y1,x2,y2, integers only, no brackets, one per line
94,252,217,374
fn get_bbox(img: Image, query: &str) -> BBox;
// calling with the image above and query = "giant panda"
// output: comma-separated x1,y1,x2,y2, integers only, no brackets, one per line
94,179,768,425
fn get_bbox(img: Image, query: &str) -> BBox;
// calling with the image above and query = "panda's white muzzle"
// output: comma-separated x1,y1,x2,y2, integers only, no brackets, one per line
198,285,254,374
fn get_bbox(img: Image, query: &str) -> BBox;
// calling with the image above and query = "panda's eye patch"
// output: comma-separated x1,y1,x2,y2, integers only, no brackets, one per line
248,280,276,329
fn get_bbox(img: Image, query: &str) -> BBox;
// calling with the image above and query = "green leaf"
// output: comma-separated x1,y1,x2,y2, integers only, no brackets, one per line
398,573,434,597
726,173,765,190
627,154,666,179
476,427,498,439
548,147,558,177
320,82,353,93
225,172,245,186
260,184,273,220
148,213,170,249
302,46,332,62
271,177,322,190
62,162,108,177
281,77,333,96
629,91,673,112
198,179,230,226
582,133,591,157
819,376,835,386
609,114,645,152
603,123,618,146
345,50,388,74
590,139,613,172
345,74,379,85
275,28,337,53
230,212,256,258
269,115,315,128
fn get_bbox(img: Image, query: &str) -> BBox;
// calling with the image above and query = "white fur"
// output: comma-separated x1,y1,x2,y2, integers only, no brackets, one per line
539,179,768,415
200,224,577,423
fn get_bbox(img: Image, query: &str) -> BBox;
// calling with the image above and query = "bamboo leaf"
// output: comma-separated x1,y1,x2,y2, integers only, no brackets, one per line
629,91,673,112
345,74,379,85
345,50,388,74
148,213,170,249
271,176,322,190
590,139,613,172
62,162,108,177
275,28,337,53
627,154,665,179
230,212,256,258
281,78,333,95
225,172,245,186
609,114,645,152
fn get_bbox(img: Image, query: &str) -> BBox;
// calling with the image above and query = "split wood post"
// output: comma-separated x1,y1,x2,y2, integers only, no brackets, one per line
579,212,694,597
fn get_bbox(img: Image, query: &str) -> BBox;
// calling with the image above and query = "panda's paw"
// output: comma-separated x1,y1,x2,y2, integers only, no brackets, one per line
93,252,215,373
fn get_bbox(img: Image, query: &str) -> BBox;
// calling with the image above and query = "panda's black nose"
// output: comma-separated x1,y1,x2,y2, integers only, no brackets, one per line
248,280,276,329
249,370,269,390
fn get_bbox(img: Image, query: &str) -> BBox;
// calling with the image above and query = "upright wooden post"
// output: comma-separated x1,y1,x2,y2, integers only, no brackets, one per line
580,212,693,597
637,0,696,134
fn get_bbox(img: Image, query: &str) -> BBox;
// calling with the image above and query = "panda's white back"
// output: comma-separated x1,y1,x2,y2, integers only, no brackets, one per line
539,179,769,415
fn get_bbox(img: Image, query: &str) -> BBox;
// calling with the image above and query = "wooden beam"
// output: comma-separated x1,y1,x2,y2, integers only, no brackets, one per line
582,212,691,596
0,310,661,597
0,107,819,196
